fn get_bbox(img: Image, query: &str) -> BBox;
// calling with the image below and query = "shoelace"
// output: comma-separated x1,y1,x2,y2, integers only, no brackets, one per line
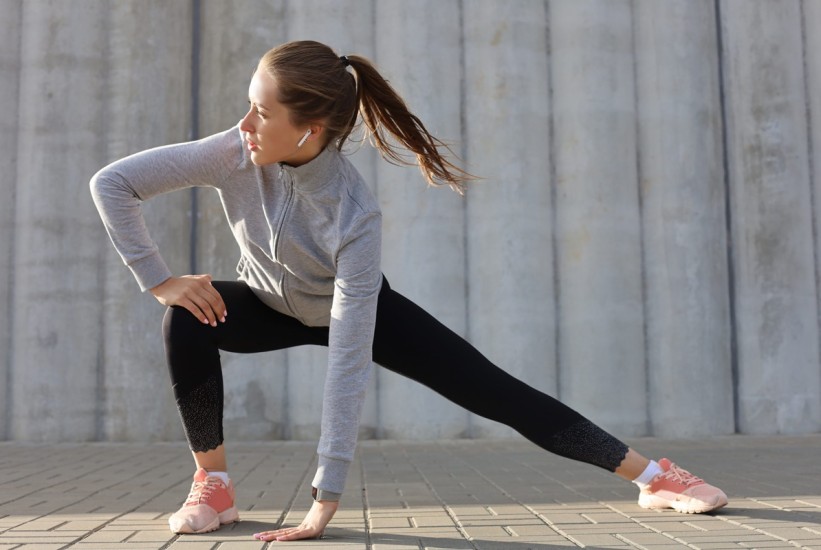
661,463,704,487
184,479,221,505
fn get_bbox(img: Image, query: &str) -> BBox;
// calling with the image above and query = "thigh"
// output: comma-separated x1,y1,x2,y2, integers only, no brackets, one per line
371,282,500,406
371,280,585,441
201,281,329,353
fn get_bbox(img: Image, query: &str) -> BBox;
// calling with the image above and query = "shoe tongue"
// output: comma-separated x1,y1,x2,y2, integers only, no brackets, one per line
658,458,673,471
193,468,210,483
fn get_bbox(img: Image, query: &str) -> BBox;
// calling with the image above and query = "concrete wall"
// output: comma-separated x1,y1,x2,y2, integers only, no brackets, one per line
635,0,734,437
2,0,820,443
721,0,821,433
11,1,110,440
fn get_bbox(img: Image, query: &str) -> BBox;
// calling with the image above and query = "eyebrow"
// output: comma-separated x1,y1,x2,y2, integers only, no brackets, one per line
249,99,271,111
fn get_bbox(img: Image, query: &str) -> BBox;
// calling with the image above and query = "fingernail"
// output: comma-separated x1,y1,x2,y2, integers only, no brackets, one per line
202,318,208,324
221,316,226,323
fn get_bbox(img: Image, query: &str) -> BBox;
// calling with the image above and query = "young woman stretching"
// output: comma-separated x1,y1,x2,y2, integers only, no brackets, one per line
91,40,727,542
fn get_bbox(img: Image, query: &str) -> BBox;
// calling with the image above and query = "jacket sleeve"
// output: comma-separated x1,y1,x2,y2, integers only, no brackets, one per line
89,126,244,291
312,211,383,495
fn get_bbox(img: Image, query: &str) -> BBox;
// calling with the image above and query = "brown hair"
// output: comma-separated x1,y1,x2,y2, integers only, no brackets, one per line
259,40,474,194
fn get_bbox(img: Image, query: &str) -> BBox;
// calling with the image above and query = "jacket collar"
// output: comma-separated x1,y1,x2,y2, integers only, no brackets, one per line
278,146,339,193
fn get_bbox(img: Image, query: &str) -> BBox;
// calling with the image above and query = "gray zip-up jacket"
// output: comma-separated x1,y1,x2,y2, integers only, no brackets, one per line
90,124,382,495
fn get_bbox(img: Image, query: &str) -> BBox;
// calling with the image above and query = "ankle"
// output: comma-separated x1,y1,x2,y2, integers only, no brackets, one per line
203,470,230,485
632,460,662,489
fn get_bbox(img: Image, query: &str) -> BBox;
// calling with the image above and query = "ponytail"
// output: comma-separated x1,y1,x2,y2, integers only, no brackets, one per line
346,55,475,194
261,41,476,193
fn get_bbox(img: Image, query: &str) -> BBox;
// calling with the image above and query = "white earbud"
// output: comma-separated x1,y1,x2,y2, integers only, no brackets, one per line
297,129,312,148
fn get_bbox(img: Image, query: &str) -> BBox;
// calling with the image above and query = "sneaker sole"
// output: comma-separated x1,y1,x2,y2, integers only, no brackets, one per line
170,507,240,534
638,495,728,514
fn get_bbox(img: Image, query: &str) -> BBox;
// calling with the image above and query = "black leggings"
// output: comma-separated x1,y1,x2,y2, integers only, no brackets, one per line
163,278,629,472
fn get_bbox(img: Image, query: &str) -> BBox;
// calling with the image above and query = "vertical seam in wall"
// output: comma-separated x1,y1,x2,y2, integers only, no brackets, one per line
629,0,652,437
545,0,561,400
370,0,382,440
799,0,821,386
95,5,114,442
4,1,25,441
799,0,821,391
189,0,201,274
714,0,740,434
458,0,473,438
280,0,293,441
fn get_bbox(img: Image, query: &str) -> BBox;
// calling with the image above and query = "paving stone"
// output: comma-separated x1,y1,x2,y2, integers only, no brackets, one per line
6,545,66,550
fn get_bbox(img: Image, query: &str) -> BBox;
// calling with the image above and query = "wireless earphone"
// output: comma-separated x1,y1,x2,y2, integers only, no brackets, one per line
297,129,312,148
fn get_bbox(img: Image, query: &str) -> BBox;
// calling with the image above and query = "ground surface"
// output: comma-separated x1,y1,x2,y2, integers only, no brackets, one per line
1,436,820,549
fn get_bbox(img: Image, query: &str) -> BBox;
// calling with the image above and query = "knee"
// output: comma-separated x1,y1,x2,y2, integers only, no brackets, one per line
162,306,205,345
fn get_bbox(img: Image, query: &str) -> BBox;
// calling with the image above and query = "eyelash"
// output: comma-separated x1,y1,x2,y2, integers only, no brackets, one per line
247,101,267,119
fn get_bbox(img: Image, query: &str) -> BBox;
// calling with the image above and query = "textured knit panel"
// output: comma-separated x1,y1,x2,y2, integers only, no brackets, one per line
547,419,629,472
177,373,224,453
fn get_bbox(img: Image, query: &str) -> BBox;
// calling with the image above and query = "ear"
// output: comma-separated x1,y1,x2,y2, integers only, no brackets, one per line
308,124,324,139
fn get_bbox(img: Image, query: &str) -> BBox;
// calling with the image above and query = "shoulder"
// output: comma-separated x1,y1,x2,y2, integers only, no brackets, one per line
333,154,381,217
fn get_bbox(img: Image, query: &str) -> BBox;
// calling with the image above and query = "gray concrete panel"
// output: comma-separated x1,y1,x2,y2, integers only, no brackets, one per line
634,0,734,437
11,1,111,440
282,1,380,441
373,0,470,439
721,0,821,433
549,0,647,436
463,1,557,438
197,1,293,442
0,0,22,440
99,1,194,442
804,0,821,434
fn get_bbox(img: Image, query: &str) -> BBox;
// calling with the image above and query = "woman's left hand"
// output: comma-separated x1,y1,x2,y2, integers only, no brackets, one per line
253,499,339,542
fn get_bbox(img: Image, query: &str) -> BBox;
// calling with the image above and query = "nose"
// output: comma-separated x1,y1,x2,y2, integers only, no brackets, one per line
239,108,254,133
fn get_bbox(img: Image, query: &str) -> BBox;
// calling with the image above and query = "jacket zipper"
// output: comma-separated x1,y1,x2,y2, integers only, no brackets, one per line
272,172,295,262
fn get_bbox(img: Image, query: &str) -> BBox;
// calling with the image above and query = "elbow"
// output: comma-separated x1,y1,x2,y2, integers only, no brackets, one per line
89,166,111,201
89,165,134,205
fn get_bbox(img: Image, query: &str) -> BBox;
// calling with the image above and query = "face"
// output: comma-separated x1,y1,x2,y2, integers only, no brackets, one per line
240,68,319,167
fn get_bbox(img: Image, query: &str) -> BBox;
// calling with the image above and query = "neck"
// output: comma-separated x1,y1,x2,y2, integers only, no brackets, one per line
282,141,324,167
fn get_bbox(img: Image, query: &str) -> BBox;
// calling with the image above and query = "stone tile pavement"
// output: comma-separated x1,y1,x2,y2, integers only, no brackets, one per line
1,435,819,549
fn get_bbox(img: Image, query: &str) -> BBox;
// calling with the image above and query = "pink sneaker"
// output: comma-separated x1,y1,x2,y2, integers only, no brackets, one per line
638,458,728,514
168,468,239,534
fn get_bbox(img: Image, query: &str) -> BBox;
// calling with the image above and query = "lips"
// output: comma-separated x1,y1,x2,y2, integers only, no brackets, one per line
245,136,259,152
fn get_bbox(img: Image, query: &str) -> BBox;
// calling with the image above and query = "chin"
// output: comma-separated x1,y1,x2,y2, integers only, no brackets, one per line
249,153,276,167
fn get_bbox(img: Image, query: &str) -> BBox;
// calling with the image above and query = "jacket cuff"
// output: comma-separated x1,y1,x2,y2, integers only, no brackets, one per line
311,454,351,495
129,252,173,292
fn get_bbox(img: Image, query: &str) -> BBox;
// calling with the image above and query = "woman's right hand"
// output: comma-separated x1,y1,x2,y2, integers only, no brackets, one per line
150,275,227,327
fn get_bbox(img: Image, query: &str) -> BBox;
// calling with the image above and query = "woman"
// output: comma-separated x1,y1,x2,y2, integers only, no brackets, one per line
91,40,727,542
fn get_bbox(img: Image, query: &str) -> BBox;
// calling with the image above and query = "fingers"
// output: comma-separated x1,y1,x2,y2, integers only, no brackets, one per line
202,279,228,320
151,275,228,327
184,283,225,326
253,527,323,542
252,500,337,542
